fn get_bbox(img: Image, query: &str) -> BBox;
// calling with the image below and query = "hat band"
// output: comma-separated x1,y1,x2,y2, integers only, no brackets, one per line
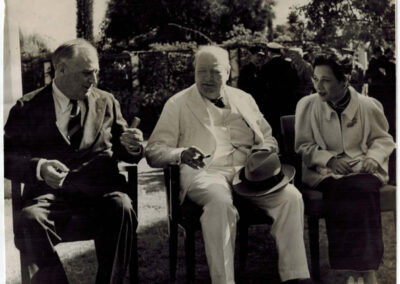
240,169,285,189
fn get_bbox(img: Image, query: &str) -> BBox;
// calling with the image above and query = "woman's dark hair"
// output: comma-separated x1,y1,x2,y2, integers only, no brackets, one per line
313,53,352,82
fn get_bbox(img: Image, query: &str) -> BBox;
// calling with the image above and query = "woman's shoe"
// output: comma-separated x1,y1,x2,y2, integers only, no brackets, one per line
363,271,378,284
347,276,355,284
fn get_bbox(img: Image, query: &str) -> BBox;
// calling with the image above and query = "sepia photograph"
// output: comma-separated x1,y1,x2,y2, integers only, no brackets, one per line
2,0,396,283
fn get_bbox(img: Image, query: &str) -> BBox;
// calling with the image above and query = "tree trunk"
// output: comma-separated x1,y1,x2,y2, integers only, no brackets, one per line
76,0,94,42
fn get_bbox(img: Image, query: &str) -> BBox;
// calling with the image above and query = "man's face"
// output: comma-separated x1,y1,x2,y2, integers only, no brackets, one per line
56,48,99,100
195,52,230,99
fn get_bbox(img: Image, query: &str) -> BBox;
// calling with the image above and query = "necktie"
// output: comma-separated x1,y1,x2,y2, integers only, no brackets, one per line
209,97,225,108
68,100,83,149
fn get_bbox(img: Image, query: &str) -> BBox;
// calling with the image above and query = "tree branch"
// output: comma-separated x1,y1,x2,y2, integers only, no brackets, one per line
167,23,214,44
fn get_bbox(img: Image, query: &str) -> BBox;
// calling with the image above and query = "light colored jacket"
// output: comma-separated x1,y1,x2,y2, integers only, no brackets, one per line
295,87,395,188
146,84,278,202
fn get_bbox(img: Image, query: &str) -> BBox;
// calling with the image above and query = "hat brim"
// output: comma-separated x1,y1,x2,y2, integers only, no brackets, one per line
232,164,296,197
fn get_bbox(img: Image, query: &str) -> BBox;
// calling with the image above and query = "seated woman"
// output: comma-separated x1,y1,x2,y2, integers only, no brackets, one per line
294,53,395,284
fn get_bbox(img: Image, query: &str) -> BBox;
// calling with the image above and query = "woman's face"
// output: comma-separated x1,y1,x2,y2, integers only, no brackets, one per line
312,65,347,104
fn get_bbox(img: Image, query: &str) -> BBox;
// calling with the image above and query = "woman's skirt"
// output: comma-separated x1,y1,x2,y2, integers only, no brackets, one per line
315,173,383,270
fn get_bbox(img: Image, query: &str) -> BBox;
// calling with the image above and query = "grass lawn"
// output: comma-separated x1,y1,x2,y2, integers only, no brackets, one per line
4,159,396,283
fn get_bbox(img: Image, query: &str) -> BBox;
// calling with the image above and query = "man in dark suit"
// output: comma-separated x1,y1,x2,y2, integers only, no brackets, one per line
237,46,266,106
4,39,143,284
259,42,299,139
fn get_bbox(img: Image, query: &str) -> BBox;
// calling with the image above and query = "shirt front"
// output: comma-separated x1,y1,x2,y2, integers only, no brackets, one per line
52,81,87,145
202,92,255,178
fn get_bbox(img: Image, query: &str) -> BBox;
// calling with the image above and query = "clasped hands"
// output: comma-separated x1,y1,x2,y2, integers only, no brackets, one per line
327,156,379,175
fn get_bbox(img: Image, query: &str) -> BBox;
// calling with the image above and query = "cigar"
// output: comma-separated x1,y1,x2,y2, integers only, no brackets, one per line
130,117,141,128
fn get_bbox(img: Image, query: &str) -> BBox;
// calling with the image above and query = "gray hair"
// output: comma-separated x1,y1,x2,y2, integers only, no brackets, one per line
194,45,230,69
52,38,97,69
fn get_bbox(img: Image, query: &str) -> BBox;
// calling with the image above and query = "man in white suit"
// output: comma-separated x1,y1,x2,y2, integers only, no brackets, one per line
146,46,310,284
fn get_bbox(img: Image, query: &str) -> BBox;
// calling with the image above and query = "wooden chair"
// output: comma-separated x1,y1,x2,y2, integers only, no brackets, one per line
163,164,274,283
280,114,396,281
11,163,139,284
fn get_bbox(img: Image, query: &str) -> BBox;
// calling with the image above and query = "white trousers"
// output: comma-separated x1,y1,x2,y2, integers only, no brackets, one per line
186,169,310,284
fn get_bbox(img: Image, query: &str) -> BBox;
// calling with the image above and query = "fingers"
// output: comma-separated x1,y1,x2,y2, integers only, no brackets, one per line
362,159,378,174
333,159,352,175
182,146,209,169
121,129,144,146
41,161,69,189
120,129,143,154
47,160,69,173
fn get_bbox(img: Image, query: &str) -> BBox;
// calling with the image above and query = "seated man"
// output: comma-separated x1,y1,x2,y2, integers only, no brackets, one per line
146,45,310,284
4,39,143,284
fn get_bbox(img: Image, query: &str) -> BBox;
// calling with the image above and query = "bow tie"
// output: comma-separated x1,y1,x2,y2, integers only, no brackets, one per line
209,97,225,108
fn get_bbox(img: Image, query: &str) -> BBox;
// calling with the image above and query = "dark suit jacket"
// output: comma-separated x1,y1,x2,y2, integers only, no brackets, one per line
4,84,143,200
259,56,300,136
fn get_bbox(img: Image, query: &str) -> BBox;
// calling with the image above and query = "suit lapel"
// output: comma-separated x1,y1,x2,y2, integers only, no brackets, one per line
80,89,106,149
36,85,64,139
227,87,264,143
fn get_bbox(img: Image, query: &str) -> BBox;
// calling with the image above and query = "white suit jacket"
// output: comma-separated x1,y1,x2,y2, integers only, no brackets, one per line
146,84,278,202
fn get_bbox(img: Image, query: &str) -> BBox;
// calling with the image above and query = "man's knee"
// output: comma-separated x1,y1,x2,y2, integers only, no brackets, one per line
102,191,137,225
280,184,303,204
201,197,238,224
20,206,47,227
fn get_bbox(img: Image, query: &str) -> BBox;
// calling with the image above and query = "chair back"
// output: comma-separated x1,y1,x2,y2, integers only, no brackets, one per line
280,115,302,186
280,115,296,156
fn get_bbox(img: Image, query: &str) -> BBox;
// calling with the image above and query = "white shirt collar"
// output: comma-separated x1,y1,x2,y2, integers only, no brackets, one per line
52,80,72,113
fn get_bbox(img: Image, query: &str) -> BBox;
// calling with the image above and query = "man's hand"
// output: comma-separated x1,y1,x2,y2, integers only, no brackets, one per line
361,158,379,174
326,156,352,175
181,146,210,169
120,128,144,155
40,160,69,189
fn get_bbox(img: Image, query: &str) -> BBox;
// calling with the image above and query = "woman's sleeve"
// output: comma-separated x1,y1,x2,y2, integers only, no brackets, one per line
365,99,395,164
294,97,334,168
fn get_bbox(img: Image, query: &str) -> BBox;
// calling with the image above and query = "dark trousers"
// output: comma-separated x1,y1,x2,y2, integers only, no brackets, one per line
15,191,138,284
316,174,383,271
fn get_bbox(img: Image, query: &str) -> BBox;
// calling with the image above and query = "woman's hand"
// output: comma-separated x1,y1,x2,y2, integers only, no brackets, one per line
327,157,352,175
361,158,379,174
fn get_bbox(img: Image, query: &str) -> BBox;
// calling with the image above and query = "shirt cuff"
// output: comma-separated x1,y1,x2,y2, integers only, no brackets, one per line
176,148,187,165
36,159,47,181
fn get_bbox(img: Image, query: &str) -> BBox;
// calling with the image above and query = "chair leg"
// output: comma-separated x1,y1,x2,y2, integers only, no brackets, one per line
169,220,178,281
238,222,248,271
20,254,30,284
130,233,139,284
308,216,321,281
185,229,196,284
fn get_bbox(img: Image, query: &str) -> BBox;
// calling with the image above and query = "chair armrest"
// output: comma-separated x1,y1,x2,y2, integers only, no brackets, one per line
119,162,138,214
163,164,180,222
